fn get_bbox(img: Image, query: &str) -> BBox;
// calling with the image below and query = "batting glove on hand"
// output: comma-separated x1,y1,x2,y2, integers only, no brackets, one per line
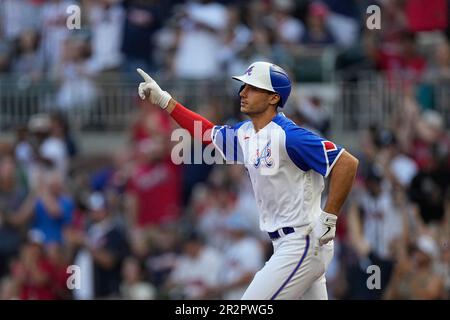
306,211,337,246
137,68,172,109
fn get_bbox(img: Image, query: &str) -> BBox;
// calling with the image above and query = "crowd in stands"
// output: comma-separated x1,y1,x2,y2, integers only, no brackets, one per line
0,0,449,299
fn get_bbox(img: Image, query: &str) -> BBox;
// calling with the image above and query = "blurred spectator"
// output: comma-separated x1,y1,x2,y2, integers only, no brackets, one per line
54,35,99,111
197,174,237,250
384,235,445,299
69,192,129,299
405,0,448,33
130,100,172,145
0,276,19,300
172,0,227,80
8,169,74,245
121,0,163,75
219,4,252,72
269,0,305,46
120,256,156,299
125,134,181,229
407,110,450,224
49,112,78,159
89,146,132,196
207,213,264,299
409,146,450,224
424,38,450,83
301,1,336,46
377,31,427,87
143,224,179,292
411,110,450,170
437,244,450,299
386,141,418,189
324,0,359,47
165,231,222,299
0,155,28,278
27,113,69,186
12,29,44,82
348,166,405,261
45,242,71,299
295,95,331,135
86,0,125,73
14,125,34,175
0,41,12,73
10,230,58,300
40,0,75,71
1,0,42,40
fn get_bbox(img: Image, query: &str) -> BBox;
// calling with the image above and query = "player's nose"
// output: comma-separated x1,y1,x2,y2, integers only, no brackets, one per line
239,84,248,98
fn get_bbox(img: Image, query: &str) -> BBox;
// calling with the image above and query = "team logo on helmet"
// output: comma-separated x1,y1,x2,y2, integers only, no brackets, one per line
245,66,254,76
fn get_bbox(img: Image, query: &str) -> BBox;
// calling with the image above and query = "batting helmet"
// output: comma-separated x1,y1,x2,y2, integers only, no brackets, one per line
232,61,292,108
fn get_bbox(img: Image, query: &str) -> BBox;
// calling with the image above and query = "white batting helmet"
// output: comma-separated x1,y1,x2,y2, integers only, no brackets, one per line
232,61,292,107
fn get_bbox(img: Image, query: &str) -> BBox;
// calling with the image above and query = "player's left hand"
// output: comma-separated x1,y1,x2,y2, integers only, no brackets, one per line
306,211,337,246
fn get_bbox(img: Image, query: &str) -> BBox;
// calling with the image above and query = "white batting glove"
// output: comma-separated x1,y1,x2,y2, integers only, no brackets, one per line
306,211,337,246
137,68,172,109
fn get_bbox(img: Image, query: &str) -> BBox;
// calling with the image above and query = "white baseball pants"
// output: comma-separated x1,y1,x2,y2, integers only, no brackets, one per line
241,228,334,300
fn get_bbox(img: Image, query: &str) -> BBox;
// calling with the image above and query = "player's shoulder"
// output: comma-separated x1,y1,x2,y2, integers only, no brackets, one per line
271,113,318,137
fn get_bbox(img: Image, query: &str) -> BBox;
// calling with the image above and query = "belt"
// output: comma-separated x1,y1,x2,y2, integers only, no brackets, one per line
268,227,295,240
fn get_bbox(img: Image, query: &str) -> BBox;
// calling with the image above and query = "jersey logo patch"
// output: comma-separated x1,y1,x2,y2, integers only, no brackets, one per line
252,141,274,168
322,141,337,152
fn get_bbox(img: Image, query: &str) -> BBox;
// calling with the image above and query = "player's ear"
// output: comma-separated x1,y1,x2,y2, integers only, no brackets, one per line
269,93,281,107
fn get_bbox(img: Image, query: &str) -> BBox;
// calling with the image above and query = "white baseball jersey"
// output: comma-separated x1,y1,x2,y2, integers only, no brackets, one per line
211,112,344,233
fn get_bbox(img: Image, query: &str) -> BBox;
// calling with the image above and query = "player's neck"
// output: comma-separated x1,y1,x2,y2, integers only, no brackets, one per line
251,108,278,133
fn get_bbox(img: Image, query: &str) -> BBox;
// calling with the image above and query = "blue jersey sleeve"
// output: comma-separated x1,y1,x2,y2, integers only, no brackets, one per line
211,121,248,163
285,126,344,177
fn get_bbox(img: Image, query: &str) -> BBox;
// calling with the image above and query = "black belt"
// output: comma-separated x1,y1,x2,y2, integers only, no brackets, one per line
268,227,295,240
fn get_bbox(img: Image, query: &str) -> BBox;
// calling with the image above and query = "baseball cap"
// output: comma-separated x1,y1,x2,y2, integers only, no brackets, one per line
232,61,292,107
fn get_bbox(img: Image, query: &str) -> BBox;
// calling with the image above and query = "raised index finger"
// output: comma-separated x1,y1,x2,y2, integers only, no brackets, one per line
137,68,153,82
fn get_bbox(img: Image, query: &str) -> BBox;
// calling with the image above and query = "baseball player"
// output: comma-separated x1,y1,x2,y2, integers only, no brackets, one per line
137,61,359,299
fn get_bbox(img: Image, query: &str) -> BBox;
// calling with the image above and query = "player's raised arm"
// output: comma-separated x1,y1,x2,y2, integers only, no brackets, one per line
137,68,214,144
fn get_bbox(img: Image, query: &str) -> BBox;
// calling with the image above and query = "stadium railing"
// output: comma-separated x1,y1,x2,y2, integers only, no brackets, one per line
0,73,448,134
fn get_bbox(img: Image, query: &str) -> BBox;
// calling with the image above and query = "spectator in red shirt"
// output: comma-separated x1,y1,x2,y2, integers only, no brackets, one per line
125,134,181,229
130,99,172,145
377,31,426,87
46,242,71,299
11,230,56,300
